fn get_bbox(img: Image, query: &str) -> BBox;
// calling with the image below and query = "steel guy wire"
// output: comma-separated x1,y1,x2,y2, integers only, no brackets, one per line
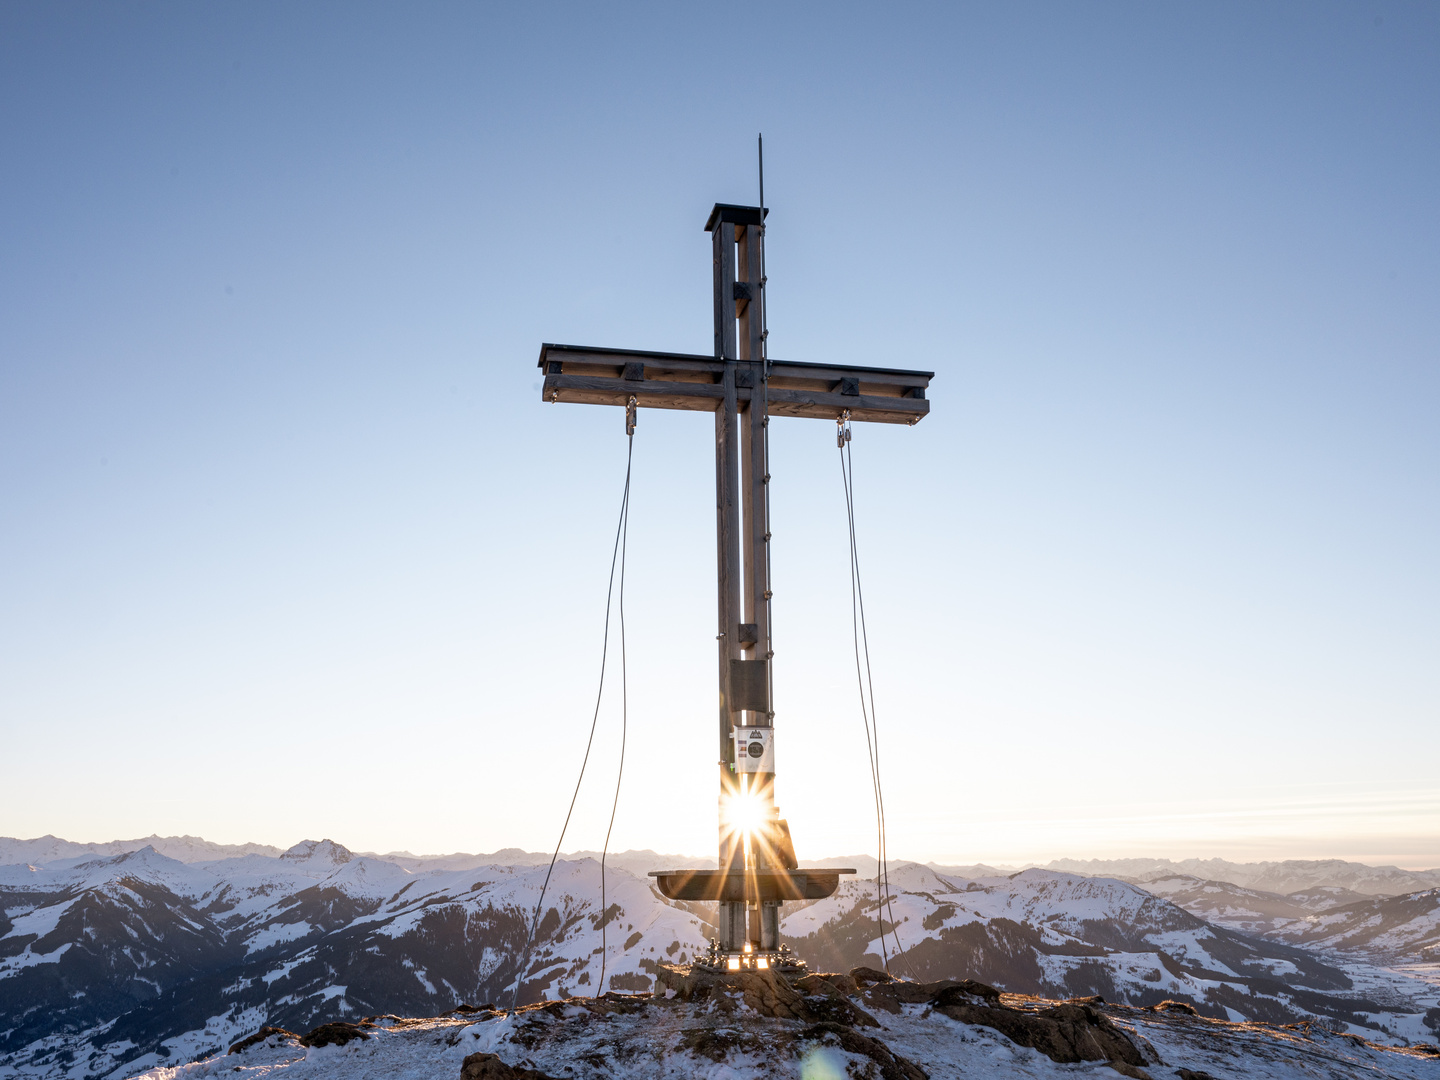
838,431,888,972
599,424,632,995
839,422,915,977
510,429,634,1012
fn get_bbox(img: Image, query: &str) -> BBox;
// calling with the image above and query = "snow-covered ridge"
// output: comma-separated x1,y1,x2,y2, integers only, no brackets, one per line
1043,856,1440,898
0,834,284,866
1275,888,1440,961
0,840,713,1080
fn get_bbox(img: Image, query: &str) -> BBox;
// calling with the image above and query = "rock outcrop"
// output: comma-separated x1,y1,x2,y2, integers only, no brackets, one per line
203,984,1440,1080
460,1052,562,1080
297,1020,375,1047
844,971,1148,1077
648,963,1149,1077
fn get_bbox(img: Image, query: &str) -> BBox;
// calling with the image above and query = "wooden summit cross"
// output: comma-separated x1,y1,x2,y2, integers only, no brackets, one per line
538,202,933,968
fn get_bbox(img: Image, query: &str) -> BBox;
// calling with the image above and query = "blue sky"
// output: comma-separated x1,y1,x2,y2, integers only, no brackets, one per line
2,2,1436,866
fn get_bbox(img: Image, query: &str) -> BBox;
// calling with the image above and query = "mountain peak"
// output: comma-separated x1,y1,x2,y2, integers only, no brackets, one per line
280,839,353,864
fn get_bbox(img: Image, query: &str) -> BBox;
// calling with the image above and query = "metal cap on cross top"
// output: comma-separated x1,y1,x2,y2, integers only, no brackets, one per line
537,199,933,970
704,202,769,231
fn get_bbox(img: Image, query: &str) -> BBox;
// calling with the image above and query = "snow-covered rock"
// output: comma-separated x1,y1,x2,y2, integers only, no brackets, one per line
124,990,1440,1080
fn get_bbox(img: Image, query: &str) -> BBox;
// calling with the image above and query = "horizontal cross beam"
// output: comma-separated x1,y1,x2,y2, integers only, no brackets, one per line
648,867,859,902
538,343,932,425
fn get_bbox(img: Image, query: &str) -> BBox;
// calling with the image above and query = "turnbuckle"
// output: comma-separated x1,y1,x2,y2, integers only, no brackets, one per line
626,394,638,436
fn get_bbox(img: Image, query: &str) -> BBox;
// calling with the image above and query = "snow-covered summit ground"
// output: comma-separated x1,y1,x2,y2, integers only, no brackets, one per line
128,986,1440,1080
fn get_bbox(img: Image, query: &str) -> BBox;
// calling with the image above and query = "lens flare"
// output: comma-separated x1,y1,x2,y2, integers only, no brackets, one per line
724,789,767,839
717,783,766,852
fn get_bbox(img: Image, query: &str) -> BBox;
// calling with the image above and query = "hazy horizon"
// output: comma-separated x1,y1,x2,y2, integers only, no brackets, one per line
8,829,1439,874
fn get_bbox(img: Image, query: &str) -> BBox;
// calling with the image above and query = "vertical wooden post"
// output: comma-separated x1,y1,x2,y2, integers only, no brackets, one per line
740,223,775,891
712,208,778,950
742,223,768,713
738,224,754,669
714,221,744,949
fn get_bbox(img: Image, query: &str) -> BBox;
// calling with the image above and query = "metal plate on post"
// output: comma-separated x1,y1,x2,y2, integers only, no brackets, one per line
729,659,769,713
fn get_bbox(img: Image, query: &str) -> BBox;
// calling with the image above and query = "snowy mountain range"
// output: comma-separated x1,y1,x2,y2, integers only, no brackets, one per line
1044,857,1440,898
3,836,1438,1079
0,836,286,866
13,836,1435,894
1128,873,1440,965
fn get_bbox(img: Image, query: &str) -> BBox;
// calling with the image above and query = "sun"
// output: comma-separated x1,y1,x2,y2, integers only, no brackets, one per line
722,787,767,841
